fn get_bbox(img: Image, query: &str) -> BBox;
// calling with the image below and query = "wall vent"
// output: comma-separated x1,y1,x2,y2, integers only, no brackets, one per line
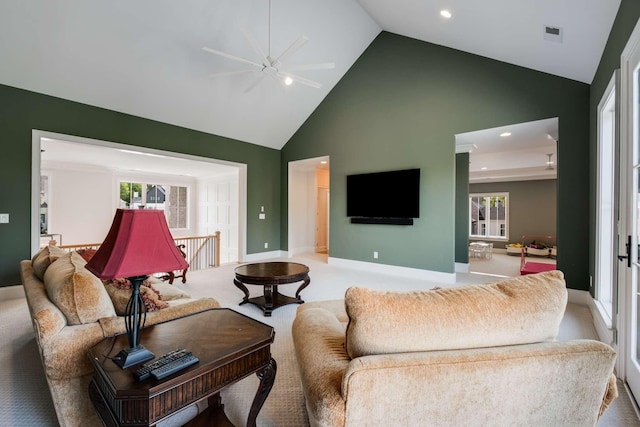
543,25,563,43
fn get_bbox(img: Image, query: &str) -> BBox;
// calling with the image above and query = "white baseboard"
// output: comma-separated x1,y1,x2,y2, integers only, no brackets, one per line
455,262,469,273
289,246,315,257
328,257,456,284
588,298,615,346
567,288,591,306
0,285,25,302
243,250,287,263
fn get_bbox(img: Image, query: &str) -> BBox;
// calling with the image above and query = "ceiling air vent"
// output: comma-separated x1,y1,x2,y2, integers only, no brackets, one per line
543,25,563,43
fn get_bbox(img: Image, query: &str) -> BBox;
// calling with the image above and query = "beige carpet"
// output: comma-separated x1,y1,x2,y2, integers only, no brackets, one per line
1,253,638,426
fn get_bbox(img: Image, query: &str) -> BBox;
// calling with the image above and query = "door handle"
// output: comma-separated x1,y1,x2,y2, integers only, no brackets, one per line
618,235,631,268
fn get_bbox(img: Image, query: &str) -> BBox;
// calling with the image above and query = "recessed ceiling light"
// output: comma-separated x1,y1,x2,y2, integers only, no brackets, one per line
481,167,488,170
440,10,452,19
500,132,511,137
284,76,293,86
320,160,327,164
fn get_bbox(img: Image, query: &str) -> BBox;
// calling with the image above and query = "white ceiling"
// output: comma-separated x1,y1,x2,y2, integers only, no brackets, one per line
0,0,620,152
456,118,558,183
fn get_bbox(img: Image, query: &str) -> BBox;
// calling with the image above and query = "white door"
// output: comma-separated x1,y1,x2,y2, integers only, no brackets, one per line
620,18,640,400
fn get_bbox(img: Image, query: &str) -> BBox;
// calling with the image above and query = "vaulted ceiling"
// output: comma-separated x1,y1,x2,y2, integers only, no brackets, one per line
0,0,621,151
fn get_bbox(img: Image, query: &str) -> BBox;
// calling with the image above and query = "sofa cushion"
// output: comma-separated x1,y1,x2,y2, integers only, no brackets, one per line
103,278,170,315
32,244,68,281
43,252,116,325
344,270,567,358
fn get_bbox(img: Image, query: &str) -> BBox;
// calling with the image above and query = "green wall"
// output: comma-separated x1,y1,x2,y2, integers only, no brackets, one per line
282,32,590,289
469,180,557,250
0,84,281,286
455,153,469,263
589,1,640,295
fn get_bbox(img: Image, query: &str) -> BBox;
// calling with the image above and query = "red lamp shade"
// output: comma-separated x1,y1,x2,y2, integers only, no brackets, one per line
86,209,188,279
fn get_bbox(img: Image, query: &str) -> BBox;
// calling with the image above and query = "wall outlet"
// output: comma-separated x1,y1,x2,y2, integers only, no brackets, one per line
373,251,378,259
0,213,8,224
264,242,269,249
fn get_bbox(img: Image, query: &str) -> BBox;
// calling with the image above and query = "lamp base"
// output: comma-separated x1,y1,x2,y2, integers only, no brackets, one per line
113,345,155,369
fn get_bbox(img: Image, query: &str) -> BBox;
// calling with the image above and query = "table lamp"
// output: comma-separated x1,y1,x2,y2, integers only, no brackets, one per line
86,209,189,369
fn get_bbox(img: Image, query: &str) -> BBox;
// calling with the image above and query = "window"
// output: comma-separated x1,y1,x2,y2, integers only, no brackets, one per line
119,181,188,229
469,193,508,240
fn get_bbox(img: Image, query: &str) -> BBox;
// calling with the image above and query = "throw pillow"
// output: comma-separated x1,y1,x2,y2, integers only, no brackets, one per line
103,278,170,315
31,244,68,281
43,252,117,325
344,270,567,359
150,281,191,301
76,248,97,263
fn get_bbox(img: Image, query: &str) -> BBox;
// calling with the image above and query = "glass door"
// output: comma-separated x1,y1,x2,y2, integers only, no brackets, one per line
620,20,640,401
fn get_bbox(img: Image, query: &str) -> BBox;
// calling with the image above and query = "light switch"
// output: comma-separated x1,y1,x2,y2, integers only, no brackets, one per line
0,213,8,223
259,213,266,220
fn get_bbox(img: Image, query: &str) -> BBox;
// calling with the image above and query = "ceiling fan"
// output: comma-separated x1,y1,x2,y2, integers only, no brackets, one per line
202,0,334,90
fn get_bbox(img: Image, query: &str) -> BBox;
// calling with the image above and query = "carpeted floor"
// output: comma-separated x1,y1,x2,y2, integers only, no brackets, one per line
1,253,638,426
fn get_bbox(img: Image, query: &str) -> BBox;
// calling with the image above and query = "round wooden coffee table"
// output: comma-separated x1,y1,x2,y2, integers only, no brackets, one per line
234,262,310,316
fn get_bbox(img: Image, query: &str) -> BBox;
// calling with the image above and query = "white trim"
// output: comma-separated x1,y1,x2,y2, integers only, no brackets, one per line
455,262,469,273
243,250,287,263
589,298,616,346
567,288,591,306
328,257,456,283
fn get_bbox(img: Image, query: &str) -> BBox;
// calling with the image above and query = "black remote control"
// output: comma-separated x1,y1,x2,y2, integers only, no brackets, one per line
133,349,190,381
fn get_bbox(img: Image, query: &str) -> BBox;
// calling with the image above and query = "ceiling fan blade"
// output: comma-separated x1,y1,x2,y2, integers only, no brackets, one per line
202,47,263,69
280,72,323,89
240,27,270,67
281,62,335,72
273,36,309,65
209,70,257,79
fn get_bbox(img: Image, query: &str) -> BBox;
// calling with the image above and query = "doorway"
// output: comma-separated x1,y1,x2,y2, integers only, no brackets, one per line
456,118,559,277
288,156,330,258
31,130,247,263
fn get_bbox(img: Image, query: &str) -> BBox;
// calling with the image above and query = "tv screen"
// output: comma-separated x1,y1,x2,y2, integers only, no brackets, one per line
346,168,420,221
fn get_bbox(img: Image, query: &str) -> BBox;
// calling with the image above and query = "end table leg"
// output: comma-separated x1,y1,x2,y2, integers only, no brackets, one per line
247,358,277,427
234,278,250,304
295,276,310,301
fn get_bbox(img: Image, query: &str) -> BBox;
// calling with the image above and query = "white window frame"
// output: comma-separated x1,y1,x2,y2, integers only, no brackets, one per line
469,192,509,241
118,180,189,230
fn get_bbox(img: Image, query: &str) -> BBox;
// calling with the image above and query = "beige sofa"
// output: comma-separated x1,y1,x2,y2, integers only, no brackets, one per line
21,245,220,427
292,271,618,427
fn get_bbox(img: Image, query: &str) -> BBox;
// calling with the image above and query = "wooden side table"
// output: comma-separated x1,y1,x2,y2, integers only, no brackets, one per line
88,308,276,427
234,262,310,316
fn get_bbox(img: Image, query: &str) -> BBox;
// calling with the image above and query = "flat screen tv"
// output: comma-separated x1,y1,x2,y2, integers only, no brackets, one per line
346,168,420,225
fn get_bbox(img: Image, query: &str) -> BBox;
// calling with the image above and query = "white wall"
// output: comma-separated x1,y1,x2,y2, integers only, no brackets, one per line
289,169,316,255
43,164,115,245
43,162,200,245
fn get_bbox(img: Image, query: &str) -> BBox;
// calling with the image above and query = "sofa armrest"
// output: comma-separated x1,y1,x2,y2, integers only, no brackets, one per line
40,322,106,380
98,297,220,337
21,260,67,341
292,307,349,427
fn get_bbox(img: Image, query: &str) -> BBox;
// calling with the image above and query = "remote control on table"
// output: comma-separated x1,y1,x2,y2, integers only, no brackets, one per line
150,353,199,380
133,349,190,382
